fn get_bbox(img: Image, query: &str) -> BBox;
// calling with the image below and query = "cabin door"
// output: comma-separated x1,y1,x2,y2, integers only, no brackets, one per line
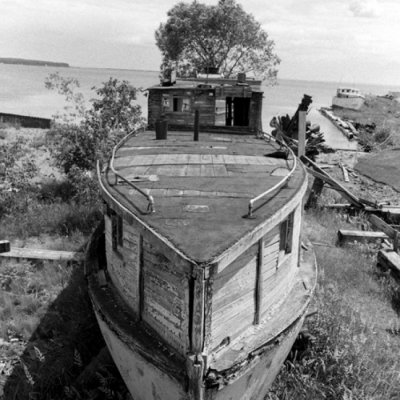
226,97,250,126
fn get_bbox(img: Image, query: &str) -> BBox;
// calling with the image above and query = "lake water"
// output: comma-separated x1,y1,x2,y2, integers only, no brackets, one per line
1,63,400,138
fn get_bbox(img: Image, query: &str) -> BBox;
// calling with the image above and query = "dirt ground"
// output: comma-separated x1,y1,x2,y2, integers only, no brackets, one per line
356,148,400,192
317,150,400,207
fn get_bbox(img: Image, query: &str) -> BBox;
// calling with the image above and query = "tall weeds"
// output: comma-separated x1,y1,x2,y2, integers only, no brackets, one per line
267,209,400,399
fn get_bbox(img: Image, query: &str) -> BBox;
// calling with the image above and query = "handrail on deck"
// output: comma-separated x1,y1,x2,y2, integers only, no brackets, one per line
98,129,296,217
100,130,155,214
247,132,297,217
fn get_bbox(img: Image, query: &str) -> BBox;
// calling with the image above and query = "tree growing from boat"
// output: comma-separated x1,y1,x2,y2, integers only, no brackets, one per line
155,0,280,82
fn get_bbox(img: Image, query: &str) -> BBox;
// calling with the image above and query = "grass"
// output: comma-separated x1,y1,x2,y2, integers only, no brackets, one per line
355,149,400,192
0,260,124,400
267,208,400,399
0,198,102,240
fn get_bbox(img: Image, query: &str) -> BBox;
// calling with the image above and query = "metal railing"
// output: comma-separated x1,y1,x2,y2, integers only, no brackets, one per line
102,130,155,214
247,132,297,217
99,129,296,217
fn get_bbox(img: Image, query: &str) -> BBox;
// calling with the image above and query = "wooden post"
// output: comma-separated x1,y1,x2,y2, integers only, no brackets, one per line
305,177,324,209
394,231,399,253
254,237,264,325
0,240,10,253
298,110,306,158
194,110,200,142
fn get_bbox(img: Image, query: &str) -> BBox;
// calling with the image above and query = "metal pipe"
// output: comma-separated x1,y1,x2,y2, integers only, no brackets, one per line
100,129,155,214
247,132,297,217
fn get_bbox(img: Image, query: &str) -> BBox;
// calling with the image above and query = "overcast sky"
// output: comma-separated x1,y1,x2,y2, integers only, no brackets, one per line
2,0,400,85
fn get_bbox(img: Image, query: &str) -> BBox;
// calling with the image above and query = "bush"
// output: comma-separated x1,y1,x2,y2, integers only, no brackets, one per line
46,75,145,174
357,125,393,152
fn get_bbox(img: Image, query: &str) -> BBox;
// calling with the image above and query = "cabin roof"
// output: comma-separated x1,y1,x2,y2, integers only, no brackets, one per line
100,130,306,264
148,78,263,92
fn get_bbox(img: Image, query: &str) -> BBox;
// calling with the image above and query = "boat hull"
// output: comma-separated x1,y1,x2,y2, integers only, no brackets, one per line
86,225,316,400
332,96,364,110
93,305,304,400
94,310,188,400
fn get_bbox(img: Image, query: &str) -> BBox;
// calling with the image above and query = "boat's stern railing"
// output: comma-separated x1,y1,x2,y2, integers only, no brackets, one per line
247,132,297,217
98,129,155,214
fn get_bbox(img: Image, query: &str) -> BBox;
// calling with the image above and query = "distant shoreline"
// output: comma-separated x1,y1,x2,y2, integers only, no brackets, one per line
0,57,69,68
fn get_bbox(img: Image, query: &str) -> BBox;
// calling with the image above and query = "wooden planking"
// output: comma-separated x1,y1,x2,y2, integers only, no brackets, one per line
116,153,288,169
101,129,308,266
369,214,399,242
259,257,294,323
212,164,229,176
338,229,388,245
213,183,306,273
210,243,258,349
141,237,190,354
0,246,83,261
186,164,201,176
104,215,141,316
200,164,215,177
377,249,400,277
141,188,250,198
191,267,205,353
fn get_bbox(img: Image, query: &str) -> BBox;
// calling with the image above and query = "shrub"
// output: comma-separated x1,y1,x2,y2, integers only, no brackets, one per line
46,75,145,174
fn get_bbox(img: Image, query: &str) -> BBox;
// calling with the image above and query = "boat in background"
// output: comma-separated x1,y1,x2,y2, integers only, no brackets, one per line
85,74,317,400
332,87,365,110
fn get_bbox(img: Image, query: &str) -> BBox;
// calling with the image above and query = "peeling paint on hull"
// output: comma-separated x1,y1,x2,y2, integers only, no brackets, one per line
93,306,305,400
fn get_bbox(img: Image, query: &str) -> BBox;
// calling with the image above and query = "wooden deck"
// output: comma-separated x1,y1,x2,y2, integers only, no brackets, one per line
100,130,307,263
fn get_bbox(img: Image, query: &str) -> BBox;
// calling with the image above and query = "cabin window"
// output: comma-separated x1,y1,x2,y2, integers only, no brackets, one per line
172,96,191,112
279,212,294,259
112,213,123,251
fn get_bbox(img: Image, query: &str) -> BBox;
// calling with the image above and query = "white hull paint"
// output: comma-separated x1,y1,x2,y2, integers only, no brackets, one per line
94,311,188,400
94,306,305,400
332,96,364,110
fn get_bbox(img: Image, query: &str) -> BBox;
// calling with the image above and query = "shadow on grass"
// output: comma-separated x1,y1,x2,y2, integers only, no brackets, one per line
2,263,126,400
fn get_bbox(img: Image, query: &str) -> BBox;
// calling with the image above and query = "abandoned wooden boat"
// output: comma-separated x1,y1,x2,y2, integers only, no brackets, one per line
332,87,365,110
85,76,317,400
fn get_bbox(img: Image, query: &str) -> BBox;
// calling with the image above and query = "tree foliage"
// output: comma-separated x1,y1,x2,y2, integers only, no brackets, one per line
270,114,333,160
155,0,280,82
46,75,144,174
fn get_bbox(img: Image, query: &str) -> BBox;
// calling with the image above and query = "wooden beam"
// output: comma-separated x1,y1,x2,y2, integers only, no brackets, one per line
377,249,400,277
0,240,10,253
302,155,364,208
305,167,364,208
339,162,349,182
305,177,324,209
298,110,306,158
191,267,205,353
369,214,398,241
338,229,388,245
254,237,264,325
369,214,400,252
0,246,83,261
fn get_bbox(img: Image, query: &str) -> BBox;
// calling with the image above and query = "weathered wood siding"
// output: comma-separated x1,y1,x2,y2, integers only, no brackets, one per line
249,92,263,131
141,238,190,355
105,214,141,316
209,242,258,350
148,89,215,129
208,205,302,351
148,90,163,129
104,210,192,355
